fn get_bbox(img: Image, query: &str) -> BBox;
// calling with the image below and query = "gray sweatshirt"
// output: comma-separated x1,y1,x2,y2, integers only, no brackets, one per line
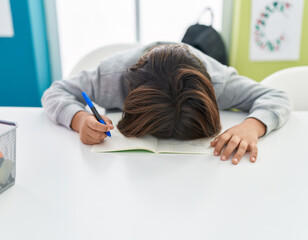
41,42,292,135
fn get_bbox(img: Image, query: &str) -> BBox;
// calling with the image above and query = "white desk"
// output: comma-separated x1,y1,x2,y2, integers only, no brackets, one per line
0,107,307,240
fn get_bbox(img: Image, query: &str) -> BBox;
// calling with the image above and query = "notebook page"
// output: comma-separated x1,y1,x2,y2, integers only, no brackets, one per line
91,113,158,153
156,137,214,154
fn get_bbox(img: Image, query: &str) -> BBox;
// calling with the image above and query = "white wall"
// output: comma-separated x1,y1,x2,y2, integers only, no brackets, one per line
56,0,222,78
0,0,14,37
141,0,222,43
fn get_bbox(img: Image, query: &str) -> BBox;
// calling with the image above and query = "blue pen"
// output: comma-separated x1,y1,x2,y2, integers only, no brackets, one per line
82,91,111,137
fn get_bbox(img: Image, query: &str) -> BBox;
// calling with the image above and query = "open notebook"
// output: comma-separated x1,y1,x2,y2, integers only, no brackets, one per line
91,112,214,154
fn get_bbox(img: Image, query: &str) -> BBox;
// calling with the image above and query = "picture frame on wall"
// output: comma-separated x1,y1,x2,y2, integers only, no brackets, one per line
249,0,304,61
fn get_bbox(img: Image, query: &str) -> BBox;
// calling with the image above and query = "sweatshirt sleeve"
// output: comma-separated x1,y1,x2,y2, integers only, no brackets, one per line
41,46,146,130
187,45,292,135
41,67,112,129
217,66,293,135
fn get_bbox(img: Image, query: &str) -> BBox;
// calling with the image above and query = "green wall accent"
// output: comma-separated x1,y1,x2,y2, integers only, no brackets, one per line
230,0,308,82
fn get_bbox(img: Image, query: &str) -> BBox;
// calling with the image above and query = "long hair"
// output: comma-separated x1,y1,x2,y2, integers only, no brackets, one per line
117,44,221,140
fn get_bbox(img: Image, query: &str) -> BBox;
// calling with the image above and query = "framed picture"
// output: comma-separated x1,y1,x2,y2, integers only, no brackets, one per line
249,0,304,61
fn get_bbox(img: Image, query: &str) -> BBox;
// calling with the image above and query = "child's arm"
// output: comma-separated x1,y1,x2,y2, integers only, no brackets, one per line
216,66,292,134
70,111,114,144
211,66,291,164
189,45,292,134
188,45,292,164
41,45,147,131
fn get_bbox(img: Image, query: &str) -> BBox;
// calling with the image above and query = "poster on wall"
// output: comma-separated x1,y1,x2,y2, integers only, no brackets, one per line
250,0,304,61
0,0,14,37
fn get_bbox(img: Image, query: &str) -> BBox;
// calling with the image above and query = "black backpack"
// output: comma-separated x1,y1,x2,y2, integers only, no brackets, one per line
182,8,228,66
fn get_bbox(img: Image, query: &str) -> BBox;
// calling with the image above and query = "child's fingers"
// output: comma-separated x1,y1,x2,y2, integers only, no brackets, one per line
87,127,107,140
81,135,101,145
84,137,98,145
101,115,114,129
210,137,218,146
232,141,249,165
80,133,102,145
213,132,232,156
86,133,105,144
220,136,241,161
249,143,258,163
87,116,111,132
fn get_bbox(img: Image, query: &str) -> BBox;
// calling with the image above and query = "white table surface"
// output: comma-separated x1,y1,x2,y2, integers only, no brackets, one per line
0,107,307,240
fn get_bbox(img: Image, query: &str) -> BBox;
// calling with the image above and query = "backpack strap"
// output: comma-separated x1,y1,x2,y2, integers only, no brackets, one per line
197,7,214,26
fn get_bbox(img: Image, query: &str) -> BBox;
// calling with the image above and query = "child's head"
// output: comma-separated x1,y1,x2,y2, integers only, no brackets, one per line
117,44,221,140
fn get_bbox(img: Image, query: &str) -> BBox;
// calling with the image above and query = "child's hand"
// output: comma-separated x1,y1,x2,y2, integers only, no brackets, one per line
210,118,266,165
71,111,114,145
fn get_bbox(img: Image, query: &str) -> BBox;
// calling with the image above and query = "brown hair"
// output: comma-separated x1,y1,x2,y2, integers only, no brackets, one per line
117,44,221,140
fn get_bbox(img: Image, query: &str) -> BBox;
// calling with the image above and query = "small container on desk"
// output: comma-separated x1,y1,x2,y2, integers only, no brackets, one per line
0,120,17,195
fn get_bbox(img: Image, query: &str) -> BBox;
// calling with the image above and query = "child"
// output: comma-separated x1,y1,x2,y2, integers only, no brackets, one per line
42,42,291,165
